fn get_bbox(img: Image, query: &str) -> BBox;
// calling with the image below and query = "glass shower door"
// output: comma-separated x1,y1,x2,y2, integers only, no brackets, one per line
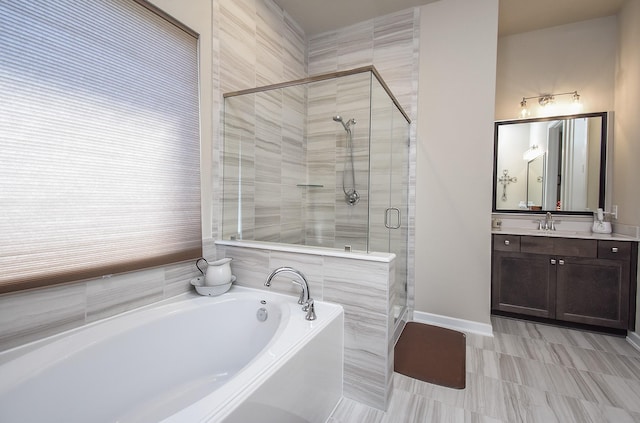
389,111,409,324
368,77,409,326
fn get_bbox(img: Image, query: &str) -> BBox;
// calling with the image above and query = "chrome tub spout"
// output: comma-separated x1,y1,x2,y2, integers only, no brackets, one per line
265,267,316,320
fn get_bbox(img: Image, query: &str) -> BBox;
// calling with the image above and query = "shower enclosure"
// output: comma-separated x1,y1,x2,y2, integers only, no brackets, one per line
222,66,410,322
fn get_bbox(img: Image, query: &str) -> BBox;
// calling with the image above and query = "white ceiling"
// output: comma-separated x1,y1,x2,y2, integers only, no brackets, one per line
273,0,626,37
498,0,625,36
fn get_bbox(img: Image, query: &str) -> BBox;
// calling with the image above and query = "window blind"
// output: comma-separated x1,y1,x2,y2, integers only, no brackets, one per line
0,0,202,294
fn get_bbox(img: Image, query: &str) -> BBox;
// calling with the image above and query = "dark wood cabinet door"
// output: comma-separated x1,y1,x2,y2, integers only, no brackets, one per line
556,258,630,329
492,251,556,318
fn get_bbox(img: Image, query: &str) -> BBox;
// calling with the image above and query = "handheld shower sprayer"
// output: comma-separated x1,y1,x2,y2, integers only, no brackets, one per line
333,115,356,132
333,115,359,206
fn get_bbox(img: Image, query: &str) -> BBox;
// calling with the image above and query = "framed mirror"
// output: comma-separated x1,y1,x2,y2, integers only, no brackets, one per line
493,112,607,214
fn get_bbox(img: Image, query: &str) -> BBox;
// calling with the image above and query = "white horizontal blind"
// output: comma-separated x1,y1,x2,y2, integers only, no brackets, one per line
0,0,202,293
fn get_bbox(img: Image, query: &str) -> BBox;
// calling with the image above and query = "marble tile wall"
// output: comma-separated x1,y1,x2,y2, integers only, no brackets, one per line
308,8,418,113
0,259,204,353
216,242,396,410
305,74,372,249
222,85,307,243
281,85,307,244
303,79,339,247
308,7,420,314
223,68,408,254
217,0,306,94
221,4,419,259
218,0,308,245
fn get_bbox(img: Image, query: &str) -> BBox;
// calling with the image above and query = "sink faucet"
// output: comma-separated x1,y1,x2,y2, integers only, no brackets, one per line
265,267,316,320
535,212,559,230
544,212,555,231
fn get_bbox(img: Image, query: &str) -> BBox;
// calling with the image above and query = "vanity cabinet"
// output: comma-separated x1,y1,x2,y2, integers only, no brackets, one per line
492,235,556,318
492,234,638,330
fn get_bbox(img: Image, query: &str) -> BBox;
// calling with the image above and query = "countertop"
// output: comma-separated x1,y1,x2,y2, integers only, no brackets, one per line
491,214,640,242
491,228,639,242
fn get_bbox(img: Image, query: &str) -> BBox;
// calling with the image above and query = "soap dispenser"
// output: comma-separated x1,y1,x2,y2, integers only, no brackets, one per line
592,208,612,234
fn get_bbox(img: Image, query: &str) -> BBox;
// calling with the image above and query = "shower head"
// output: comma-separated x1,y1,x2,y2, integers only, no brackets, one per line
332,115,356,131
333,115,348,131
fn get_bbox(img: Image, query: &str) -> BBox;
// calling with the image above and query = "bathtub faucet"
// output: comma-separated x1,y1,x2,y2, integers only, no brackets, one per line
264,267,316,321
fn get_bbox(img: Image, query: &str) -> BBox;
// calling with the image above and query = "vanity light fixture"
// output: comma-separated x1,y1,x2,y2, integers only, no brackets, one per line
518,91,581,118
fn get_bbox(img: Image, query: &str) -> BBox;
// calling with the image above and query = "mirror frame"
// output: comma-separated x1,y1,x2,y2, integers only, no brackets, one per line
492,111,608,215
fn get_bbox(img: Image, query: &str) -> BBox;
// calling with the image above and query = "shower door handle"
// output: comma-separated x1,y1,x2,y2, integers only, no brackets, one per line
385,207,401,229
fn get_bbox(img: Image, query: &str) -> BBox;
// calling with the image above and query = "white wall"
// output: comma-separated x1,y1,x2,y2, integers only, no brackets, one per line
495,16,617,121
614,0,640,228
613,0,640,331
415,0,498,326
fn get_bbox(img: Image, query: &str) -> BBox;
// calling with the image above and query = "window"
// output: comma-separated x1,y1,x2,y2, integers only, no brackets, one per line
0,0,202,294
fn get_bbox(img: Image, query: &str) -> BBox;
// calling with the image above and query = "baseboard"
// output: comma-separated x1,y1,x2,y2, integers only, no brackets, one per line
627,331,640,352
413,310,493,337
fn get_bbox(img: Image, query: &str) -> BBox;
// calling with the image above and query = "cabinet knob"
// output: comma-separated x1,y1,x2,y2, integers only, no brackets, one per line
550,259,556,265
611,247,618,253
559,259,565,265
504,240,510,245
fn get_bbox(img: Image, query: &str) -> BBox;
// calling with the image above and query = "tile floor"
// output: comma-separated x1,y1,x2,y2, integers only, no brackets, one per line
328,316,640,422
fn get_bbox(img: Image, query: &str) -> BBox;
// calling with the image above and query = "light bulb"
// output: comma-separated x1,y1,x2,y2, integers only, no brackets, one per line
571,92,582,112
538,95,554,107
572,92,580,103
519,98,529,118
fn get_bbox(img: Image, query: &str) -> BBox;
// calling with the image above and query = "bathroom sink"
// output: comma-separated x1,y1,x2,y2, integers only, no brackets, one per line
539,230,580,236
505,228,581,237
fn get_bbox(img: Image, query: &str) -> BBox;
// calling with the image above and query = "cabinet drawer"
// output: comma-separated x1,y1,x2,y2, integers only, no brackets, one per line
493,235,520,252
554,238,597,258
520,236,597,257
521,236,553,254
598,241,632,261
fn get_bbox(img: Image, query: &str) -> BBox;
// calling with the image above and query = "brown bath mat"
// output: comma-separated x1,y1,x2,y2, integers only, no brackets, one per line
394,322,466,389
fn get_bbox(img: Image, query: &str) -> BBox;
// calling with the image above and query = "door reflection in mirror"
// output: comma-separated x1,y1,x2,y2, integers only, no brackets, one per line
526,154,545,209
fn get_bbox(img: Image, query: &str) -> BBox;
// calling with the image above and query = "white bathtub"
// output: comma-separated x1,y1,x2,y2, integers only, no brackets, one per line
0,286,344,423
